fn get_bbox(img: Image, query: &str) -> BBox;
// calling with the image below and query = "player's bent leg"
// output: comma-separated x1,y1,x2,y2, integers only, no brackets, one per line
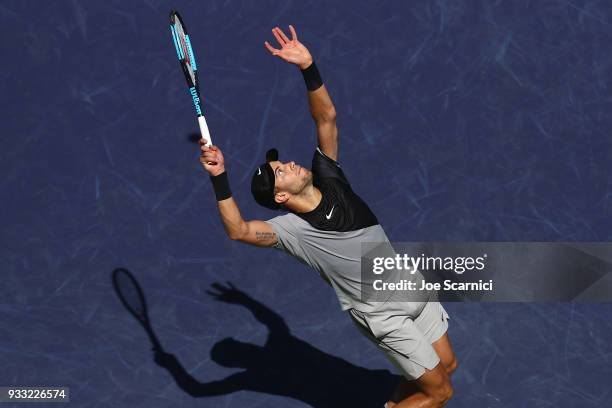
387,363,453,408
431,332,457,376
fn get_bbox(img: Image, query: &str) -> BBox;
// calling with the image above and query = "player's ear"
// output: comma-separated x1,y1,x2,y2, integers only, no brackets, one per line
274,191,289,205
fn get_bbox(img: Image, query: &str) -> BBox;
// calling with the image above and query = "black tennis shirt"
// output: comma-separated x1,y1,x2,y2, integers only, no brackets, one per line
292,148,379,232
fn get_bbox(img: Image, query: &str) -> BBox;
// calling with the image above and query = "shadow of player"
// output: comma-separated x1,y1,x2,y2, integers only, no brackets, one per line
154,282,399,407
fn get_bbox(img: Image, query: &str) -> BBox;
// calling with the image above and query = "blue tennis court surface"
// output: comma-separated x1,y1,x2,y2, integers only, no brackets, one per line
2,1,612,406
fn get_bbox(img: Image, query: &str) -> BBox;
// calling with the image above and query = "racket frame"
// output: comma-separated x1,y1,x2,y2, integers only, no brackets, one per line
169,10,212,146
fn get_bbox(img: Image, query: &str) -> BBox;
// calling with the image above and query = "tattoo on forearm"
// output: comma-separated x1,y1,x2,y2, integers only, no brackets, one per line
255,231,276,241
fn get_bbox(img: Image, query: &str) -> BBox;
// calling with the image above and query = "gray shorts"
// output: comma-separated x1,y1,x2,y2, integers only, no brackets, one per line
349,301,450,380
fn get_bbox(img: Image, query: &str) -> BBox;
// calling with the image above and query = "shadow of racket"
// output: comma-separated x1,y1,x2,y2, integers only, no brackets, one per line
112,268,163,352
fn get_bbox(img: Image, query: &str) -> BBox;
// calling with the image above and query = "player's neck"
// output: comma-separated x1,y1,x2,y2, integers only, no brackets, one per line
289,185,322,214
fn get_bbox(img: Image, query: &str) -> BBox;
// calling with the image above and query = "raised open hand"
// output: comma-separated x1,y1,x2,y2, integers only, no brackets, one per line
264,25,313,70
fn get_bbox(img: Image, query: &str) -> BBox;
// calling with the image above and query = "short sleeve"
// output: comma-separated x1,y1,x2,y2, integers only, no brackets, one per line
265,214,308,261
312,148,349,185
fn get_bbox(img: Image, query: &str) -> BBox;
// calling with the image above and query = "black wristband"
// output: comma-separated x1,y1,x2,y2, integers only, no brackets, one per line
210,171,232,201
301,61,323,91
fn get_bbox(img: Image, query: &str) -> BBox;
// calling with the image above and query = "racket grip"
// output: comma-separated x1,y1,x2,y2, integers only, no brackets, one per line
198,116,212,147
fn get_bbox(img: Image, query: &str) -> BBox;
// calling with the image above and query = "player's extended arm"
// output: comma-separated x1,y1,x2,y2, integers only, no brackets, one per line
199,142,278,247
265,26,338,161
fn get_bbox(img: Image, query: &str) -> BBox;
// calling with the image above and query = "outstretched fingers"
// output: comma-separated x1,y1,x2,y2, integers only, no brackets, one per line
265,25,298,56
272,27,286,47
264,41,280,55
289,24,298,42
275,26,291,43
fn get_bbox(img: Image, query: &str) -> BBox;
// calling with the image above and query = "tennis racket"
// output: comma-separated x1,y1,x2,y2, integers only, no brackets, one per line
169,10,212,146
112,268,163,352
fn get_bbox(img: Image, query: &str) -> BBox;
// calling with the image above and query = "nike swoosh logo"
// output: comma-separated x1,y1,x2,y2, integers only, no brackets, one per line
257,168,261,175
325,205,335,220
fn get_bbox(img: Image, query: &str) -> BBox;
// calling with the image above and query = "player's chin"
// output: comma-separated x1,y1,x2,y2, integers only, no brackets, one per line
303,173,313,188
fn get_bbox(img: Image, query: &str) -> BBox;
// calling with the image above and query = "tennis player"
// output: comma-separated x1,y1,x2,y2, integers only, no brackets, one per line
199,25,457,408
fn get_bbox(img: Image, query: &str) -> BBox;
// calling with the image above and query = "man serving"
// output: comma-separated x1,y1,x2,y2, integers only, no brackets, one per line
199,25,457,408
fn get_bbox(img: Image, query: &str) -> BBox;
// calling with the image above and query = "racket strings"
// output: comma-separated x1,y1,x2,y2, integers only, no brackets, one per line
173,19,197,86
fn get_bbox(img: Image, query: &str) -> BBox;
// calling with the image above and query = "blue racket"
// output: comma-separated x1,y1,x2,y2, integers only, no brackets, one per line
169,10,212,146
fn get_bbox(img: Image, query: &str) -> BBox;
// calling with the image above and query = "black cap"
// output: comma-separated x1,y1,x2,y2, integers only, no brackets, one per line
251,148,280,210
